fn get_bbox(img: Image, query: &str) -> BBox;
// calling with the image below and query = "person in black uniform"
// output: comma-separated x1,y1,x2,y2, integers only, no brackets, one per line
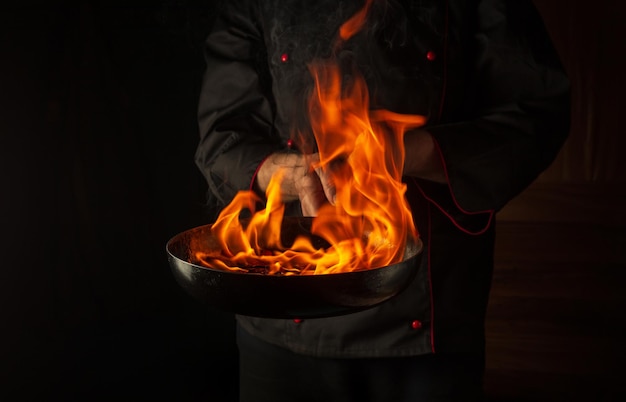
194,0,570,400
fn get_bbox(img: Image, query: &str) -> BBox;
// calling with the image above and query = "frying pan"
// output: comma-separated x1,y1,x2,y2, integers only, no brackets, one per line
166,216,423,318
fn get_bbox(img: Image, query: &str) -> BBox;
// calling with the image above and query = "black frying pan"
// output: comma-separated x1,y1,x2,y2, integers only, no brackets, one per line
166,216,423,318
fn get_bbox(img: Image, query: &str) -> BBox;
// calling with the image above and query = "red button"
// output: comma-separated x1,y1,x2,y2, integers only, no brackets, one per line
287,139,294,148
411,320,422,330
426,51,436,61
293,318,302,323
281,53,289,63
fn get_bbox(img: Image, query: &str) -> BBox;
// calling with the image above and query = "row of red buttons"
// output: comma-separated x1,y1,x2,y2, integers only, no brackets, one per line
292,318,423,329
280,51,437,63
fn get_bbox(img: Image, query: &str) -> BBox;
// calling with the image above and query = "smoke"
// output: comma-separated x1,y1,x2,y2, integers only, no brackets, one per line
261,0,432,150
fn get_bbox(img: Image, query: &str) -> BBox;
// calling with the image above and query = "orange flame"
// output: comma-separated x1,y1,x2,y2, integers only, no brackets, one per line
339,0,375,42
194,0,426,275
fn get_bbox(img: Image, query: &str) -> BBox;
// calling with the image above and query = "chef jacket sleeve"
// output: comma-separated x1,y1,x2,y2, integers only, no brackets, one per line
424,0,571,215
195,0,279,209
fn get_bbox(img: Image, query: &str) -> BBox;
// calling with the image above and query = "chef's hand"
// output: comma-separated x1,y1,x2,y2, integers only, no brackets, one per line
403,129,447,183
255,129,445,215
254,152,337,216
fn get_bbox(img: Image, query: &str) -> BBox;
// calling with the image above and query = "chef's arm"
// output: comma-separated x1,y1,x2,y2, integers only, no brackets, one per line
408,0,570,215
195,0,281,210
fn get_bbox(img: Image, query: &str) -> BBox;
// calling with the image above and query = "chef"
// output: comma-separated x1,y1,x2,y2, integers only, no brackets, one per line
194,0,570,400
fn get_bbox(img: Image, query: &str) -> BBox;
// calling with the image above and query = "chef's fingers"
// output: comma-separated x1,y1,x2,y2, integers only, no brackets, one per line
306,152,341,206
294,172,326,217
313,166,336,205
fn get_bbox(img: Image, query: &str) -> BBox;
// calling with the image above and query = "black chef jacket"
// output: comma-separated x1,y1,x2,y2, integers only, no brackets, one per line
194,0,570,358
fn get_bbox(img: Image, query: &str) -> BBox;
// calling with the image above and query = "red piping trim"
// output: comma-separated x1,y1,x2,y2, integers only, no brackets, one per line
433,138,495,214
249,154,272,194
415,146,495,234
427,202,436,353
413,136,495,235
414,175,494,236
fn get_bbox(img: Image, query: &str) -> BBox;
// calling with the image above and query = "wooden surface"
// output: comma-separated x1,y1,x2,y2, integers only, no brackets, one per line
484,218,626,401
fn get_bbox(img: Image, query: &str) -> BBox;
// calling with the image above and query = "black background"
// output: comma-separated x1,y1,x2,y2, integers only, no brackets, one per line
1,1,238,401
